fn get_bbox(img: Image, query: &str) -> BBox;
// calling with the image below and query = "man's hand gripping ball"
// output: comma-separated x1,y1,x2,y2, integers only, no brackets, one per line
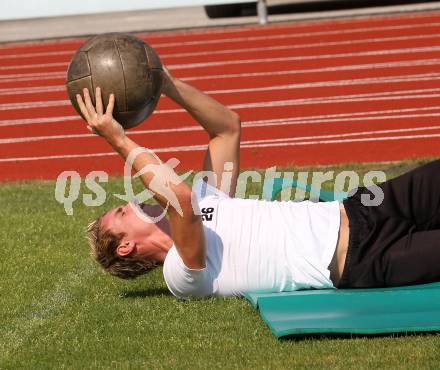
76,87,126,148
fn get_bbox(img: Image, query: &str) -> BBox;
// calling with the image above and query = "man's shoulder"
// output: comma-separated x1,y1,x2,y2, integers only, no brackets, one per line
163,244,213,300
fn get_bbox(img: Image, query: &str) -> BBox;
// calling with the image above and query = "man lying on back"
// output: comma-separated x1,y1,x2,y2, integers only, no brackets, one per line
79,67,440,299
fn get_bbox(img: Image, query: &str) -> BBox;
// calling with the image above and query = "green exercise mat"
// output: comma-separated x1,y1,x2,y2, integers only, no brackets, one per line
244,283,440,338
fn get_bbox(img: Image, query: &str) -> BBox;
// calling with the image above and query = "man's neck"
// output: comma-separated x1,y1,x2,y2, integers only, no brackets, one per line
150,220,173,263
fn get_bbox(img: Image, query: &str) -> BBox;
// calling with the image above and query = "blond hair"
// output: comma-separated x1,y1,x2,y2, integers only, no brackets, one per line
86,215,157,279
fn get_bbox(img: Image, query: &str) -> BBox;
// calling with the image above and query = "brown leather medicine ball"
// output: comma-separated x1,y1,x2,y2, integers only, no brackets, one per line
66,33,163,129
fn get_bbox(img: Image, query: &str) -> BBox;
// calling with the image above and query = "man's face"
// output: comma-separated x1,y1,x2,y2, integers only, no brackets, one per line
100,202,158,242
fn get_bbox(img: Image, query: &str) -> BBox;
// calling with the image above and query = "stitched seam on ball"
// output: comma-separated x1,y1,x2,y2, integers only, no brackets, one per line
113,39,127,111
67,75,92,83
86,52,94,102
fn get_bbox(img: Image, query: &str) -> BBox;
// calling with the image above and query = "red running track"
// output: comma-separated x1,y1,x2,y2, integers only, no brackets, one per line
2,11,440,180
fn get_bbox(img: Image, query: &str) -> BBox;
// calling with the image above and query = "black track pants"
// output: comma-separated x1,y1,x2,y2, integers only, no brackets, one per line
338,159,440,288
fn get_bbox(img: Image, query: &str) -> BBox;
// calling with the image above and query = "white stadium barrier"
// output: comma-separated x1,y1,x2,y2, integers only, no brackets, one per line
0,0,269,24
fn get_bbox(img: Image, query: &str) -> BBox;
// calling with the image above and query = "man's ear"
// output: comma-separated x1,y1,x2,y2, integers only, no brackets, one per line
116,240,136,257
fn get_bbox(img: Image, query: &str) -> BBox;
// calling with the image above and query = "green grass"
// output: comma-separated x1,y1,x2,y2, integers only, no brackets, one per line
1,159,440,369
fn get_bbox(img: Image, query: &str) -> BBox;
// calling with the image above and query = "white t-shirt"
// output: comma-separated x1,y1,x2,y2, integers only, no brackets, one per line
163,181,341,299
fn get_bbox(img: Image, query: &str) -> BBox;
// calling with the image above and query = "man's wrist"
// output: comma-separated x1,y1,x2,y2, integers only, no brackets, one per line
109,135,128,152
162,75,182,100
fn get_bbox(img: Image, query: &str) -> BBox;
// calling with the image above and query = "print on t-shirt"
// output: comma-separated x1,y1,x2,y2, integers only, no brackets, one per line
201,207,214,222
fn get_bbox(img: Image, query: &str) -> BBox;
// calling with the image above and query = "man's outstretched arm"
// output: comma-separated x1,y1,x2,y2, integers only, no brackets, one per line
162,68,241,197
76,87,206,269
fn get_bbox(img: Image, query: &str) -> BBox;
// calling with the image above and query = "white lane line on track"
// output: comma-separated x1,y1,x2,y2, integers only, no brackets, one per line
3,42,440,73
2,87,440,111
160,33,440,59
3,105,440,128
226,92,440,111
0,71,65,83
205,73,440,94
2,130,440,162
243,112,440,128
2,58,440,85
243,125,440,144
242,106,440,123
0,85,66,95
0,115,78,127
0,50,74,60
242,133,440,149
3,112,440,146
169,45,440,70
3,21,440,60
184,58,440,81
155,88,440,113
0,100,71,110
3,72,439,97
2,122,440,145
240,133,440,149
0,62,68,71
